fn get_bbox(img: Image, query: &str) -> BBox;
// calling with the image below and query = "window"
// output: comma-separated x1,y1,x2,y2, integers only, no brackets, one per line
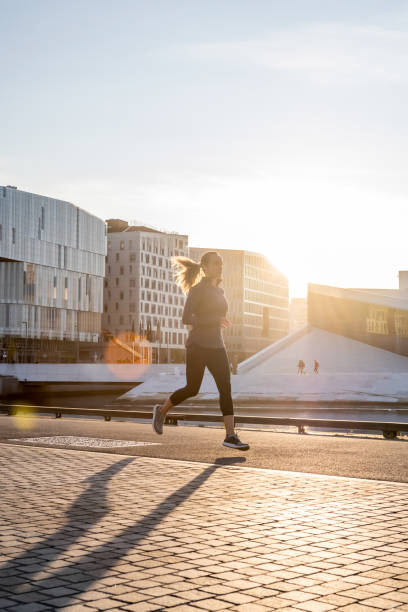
41,206,45,229
115,253,119,262
115,303,119,311
78,278,81,301
130,279,136,287
120,315,124,324
129,265,133,273
130,253,136,262
53,276,57,300
115,278,119,286
120,241,125,250
130,303,136,312
0,224,2,240
57,245,61,267
120,291,124,300
64,277,68,301
120,266,124,275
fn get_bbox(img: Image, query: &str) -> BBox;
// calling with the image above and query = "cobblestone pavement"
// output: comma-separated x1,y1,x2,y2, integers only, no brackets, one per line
1,444,408,611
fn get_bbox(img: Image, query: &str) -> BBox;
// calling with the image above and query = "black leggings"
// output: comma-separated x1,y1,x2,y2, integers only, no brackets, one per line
170,343,234,417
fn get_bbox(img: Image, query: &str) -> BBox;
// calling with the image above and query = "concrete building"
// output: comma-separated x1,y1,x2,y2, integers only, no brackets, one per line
308,277,408,356
189,248,289,363
0,186,106,362
289,297,307,332
103,220,188,363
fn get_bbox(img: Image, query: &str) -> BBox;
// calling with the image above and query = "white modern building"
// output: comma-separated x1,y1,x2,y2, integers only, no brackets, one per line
0,186,106,362
103,219,189,363
189,248,289,363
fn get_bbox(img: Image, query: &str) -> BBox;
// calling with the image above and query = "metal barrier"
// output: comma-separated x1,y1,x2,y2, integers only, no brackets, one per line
1,403,408,440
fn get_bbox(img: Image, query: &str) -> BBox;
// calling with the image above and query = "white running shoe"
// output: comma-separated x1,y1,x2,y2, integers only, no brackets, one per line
152,404,165,435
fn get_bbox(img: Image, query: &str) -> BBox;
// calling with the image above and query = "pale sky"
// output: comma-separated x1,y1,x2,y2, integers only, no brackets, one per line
1,0,408,297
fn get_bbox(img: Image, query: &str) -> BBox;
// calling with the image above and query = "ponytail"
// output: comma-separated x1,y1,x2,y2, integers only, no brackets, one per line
172,251,219,294
172,256,202,294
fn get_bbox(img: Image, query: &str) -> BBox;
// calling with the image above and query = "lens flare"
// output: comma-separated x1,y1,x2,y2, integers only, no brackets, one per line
12,403,35,431
104,331,152,380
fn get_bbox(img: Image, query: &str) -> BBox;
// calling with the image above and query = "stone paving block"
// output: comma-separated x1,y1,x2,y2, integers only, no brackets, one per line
194,597,231,609
168,606,205,612
233,604,270,611
336,605,388,611
359,596,401,608
0,597,14,608
146,594,191,606
84,597,124,609
121,604,162,612
294,601,336,611
219,591,257,604
76,590,110,602
7,604,50,612
256,596,295,608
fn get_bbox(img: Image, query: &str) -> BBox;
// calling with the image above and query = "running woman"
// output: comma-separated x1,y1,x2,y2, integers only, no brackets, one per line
152,251,250,451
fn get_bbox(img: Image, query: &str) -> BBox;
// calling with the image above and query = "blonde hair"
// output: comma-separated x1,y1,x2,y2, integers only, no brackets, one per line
172,251,218,294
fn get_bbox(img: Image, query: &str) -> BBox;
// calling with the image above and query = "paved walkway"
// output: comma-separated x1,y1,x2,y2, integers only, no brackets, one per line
1,444,408,611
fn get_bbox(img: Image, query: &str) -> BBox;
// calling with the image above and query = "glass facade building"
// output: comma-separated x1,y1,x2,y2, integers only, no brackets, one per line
0,186,106,361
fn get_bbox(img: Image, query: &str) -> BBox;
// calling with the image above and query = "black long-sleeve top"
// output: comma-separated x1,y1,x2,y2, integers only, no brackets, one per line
182,277,228,349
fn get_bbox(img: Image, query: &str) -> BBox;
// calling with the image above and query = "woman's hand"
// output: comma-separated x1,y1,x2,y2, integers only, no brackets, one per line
220,317,231,329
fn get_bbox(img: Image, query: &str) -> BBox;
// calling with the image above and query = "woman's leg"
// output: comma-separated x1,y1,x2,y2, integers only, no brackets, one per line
205,348,235,436
160,345,206,418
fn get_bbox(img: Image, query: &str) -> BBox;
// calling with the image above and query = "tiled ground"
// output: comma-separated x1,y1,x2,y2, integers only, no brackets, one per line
1,443,408,611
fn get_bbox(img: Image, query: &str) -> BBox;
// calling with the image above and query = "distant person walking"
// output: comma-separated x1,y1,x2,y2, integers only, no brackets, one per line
297,359,305,375
152,251,249,451
314,360,320,374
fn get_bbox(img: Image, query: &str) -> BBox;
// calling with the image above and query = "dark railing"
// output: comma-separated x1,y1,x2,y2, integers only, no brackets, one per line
1,404,408,440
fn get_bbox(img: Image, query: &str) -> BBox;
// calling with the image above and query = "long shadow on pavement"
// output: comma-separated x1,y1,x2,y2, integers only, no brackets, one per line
0,455,246,607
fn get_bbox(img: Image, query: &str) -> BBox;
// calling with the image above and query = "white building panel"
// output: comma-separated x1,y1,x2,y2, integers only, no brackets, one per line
0,186,106,342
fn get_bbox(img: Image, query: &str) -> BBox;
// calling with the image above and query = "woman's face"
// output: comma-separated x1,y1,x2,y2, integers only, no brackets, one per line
203,254,223,280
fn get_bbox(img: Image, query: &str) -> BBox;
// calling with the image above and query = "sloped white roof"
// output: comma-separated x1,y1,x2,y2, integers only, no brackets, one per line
309,283,408,311
239,326,408,374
